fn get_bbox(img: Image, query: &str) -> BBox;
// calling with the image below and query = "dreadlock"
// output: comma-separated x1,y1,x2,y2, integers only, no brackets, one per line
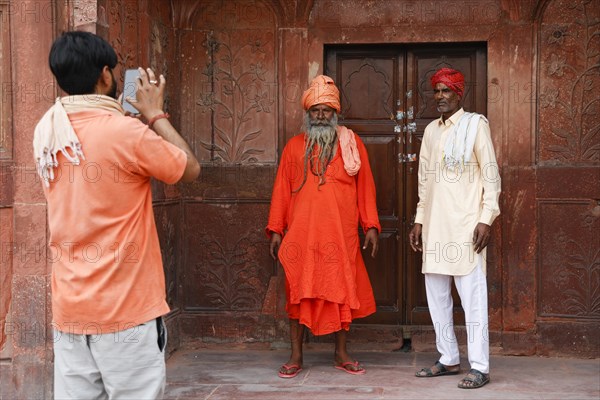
293,112,338,193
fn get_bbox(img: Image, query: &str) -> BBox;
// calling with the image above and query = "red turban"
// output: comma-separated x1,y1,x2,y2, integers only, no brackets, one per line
301,75,341,113
431,68,465,98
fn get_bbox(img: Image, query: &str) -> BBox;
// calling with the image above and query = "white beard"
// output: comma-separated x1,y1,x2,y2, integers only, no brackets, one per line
293,112,339,192
303,112,338,162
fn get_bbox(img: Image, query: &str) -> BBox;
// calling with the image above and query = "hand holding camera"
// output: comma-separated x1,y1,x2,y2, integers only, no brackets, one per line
122,67,166,122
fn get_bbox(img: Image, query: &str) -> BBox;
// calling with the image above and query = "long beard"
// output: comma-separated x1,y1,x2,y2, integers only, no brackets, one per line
293,113,338,192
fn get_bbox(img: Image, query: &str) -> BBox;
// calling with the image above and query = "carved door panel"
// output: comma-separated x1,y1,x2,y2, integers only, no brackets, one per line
325,44,487,325
326,47,404,324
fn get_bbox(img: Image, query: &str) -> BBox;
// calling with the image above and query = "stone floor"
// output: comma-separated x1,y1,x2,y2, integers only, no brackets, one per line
164,344,600,400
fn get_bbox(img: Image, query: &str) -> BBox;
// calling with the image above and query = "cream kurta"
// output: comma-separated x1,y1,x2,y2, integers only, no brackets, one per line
415,108,501,275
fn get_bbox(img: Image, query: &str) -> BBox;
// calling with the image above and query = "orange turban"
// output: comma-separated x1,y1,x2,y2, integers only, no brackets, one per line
301,75,341,113
431,68,465,97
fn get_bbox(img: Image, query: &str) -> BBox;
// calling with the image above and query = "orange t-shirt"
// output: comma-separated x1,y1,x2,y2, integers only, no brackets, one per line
43,110,186,335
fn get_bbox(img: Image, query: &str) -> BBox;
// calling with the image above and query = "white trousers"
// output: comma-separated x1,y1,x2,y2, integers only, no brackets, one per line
424,257,489,373
54,318,167,400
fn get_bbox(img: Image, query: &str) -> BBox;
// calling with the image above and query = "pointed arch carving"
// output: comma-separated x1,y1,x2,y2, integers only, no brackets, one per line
171,0,204,30
270,0,314,26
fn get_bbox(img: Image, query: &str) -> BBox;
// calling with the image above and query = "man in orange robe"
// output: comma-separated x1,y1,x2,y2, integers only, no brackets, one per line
267,75,380,378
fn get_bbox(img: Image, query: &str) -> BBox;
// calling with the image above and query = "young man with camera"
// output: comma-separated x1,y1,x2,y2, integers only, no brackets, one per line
34,31,200,399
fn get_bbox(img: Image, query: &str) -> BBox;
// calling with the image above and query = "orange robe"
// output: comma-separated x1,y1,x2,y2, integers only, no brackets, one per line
266,132,381,335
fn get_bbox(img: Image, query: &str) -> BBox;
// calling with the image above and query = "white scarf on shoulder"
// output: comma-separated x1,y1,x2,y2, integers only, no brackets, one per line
33,95,124,186
442,112,486,171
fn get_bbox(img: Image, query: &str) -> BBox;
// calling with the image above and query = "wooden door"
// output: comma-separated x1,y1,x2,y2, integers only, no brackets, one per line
325,43,487,325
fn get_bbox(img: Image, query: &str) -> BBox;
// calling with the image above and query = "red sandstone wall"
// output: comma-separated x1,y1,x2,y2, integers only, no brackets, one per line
1,0,58,398
170,0,599,356
533,0,599,356
2,0,598,397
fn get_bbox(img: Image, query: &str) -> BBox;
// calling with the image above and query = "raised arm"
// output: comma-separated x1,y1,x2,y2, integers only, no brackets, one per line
131,67,200,183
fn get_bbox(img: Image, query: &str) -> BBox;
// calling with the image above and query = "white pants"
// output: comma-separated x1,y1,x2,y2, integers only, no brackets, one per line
54,318,167,400
424,257,489,373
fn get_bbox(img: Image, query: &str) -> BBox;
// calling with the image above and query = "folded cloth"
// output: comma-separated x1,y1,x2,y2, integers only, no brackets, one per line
33,95,124,186
337,126,361,176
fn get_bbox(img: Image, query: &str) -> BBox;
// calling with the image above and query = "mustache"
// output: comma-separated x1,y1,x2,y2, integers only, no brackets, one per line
303,111,338,132
309,118,335,127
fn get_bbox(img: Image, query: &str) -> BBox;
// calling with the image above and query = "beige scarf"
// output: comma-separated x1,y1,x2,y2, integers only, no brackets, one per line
33,95,124,186
337,126,361,176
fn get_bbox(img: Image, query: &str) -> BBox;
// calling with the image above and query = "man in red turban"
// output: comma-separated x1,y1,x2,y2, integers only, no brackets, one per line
430,67,465,98
410,67,501,389
267,75,380,378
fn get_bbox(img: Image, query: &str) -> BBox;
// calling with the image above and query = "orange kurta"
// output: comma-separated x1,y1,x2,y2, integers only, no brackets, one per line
267,131,380,335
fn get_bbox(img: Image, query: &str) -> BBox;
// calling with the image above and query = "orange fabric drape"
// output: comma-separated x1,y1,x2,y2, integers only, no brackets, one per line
267,132,380,335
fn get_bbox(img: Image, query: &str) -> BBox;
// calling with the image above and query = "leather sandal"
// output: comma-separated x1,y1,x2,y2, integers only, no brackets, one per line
415,361,460,377
458,368,490,389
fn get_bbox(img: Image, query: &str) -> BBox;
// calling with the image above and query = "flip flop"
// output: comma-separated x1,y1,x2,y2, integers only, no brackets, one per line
334,361,366,375
416,361,460,377
278,363,303,379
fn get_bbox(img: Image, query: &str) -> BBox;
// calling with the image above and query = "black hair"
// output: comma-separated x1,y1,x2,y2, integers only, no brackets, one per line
49,31,117,95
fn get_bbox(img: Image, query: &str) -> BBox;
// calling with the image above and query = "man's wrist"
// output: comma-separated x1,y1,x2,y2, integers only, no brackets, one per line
148,112,169,129
266,229,282,237
144,110,165,121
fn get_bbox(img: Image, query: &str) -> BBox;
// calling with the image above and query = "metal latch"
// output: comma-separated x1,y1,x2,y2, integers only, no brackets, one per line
398,153,417,163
